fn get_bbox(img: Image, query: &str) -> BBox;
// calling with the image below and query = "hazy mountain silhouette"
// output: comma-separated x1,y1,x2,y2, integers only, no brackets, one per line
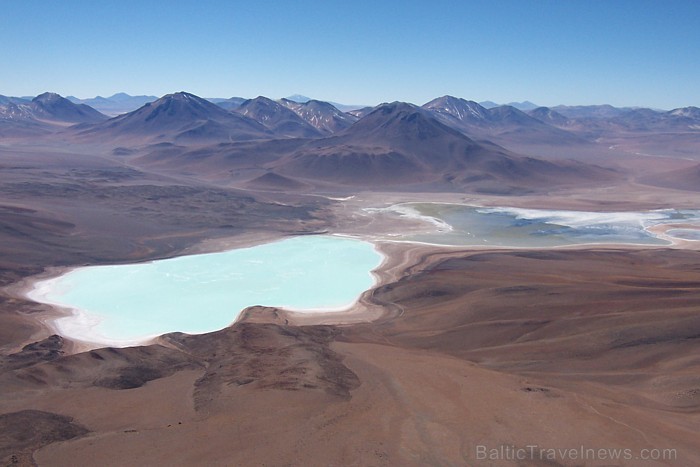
529,105,700,141
529,107,570,126
0,95,30,106
610,107,700,132
506,100,539,111
551,104,629,119
422,96,584,145
479,100,499,109
78,92,272,143
30,93,107,124
67,93,158,116
0,92,106,136
284,94,312,103
210,97,247,111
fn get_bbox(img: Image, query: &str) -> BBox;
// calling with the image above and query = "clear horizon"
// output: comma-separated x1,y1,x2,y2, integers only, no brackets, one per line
2,0,698,109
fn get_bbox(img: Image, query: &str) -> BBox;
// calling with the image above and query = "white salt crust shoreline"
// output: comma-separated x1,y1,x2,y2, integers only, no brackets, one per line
21,234,389,350
25,269,169,349
14,203,700,351
375,202,700,249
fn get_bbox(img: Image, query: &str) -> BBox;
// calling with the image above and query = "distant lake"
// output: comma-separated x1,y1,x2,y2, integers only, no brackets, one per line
385,203,700,247
28,235,383,347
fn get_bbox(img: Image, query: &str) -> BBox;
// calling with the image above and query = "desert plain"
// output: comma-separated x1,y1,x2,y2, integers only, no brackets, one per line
1,93,700,466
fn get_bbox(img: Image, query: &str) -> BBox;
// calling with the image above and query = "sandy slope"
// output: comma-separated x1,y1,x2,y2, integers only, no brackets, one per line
15,336,698,466
1,139,700,465
3,245,700,466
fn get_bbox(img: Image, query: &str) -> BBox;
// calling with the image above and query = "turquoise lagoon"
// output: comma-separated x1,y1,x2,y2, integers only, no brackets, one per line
29,205,700,347
29,235,383,346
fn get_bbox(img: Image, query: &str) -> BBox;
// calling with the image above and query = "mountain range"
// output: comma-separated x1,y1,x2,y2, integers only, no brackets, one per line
278,98,358,134
116,94,618,193
269,102,615,192
2,90,699,192
422,96,588,146
59,93,366,116
479,100,539,111
76,92,271,143
234,97,322,138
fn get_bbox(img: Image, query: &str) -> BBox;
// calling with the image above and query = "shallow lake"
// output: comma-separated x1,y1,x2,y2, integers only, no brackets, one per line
387,203,700,247
666,228,700,241
28,235,383,346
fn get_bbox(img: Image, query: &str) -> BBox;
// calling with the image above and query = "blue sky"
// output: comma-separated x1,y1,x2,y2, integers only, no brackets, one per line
1,0,698,109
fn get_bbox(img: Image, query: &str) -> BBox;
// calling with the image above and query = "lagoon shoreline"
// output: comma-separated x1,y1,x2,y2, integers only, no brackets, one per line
8,197,700,353
14,233,390,351
4,187,700,465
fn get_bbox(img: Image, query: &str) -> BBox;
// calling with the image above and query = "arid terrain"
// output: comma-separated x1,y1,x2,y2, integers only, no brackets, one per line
1,92,699,466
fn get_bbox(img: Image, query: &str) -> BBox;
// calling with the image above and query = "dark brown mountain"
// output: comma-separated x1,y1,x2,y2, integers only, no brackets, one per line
78,92,271,144
134,138,310,180
234,97,322,138
272,102,617,192
242,172,311,191
278,98,358,134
